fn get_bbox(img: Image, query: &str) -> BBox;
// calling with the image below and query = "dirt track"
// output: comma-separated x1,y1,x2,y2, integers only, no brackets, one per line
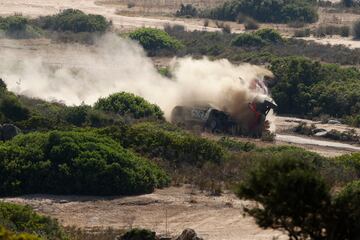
3,186,287,240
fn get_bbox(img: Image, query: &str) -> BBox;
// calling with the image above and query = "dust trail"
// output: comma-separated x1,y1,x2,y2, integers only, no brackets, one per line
0,34,274,123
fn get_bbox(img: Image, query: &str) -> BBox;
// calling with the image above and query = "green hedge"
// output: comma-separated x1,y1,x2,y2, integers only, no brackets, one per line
0,131,169,196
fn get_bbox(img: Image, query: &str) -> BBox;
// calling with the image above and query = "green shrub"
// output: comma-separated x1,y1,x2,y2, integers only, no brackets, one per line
0,16,42,38
35,9,110,33
0,202,65,239
237,156,331,239
62,105,91,127
0,95,30,122
94,92,164,120
332,180,360,240
120,228,156,240
0,226,41,240
0,131,169,196
101,122,225,166
254,28,283,43
205,0,318,23
232,33,265,47
129,28,183,53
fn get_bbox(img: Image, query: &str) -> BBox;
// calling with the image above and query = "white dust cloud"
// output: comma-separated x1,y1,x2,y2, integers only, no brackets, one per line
0,34,274,122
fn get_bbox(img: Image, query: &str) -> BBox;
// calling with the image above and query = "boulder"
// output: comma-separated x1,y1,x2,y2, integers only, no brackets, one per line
173,229,203,240
0,124,21,141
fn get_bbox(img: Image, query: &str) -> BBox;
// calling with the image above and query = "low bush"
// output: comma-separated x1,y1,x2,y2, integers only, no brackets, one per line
0,131,169,196
94,92,164,120
293,28,311,37
0,95,30,122
254,28,283,43
0,202,66,239
0,15,42,38
34,9,111,33
232,33,265,47
129,28,183,54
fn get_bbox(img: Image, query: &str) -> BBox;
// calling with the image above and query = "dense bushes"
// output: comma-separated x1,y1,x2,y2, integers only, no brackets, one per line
100,122,225,166
0,202,66,239
270,56,360,117
0,131,169,196
0,15,42,38
205,0,318,23
232,29,282,47
94,92,164,120
35,9,110,33
129,28,183,54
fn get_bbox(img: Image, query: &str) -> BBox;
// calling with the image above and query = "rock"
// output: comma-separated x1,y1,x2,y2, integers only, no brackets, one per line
0,124,21,141
328,119,341,125
173,229,203,240
314,131,327,137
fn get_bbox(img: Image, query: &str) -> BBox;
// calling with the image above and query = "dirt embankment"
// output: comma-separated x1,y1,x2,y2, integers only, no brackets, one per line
3,186,287,240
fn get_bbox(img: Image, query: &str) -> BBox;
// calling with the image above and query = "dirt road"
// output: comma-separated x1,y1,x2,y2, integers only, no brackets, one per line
3,186,287,240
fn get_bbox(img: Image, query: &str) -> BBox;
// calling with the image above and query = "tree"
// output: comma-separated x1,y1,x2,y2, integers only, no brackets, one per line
237,155,331,240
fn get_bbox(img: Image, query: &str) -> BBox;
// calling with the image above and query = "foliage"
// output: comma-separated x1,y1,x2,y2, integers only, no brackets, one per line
175,4,198,17
232,33,265,47
0,15,42,38
237,156,331,240
0,202,66,240
0,131,169,196
120,229,156,240
62,105,91,127
129,28,183,53
0,226,41,240
94,92,164,120
270,56,360,117
99,122,225,166
34,9,110,33
0,94,30,122
332,180,360,240
254,28,283,43
204,0,318,23
232,29,282,47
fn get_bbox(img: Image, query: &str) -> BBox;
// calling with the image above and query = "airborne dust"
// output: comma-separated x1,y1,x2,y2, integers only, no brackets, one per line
0,34,275,126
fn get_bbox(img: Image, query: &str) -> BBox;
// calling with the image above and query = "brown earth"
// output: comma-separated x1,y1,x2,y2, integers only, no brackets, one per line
2,186,287,240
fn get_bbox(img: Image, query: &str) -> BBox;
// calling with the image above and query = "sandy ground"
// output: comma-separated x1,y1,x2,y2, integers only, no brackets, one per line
2,186,287,240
